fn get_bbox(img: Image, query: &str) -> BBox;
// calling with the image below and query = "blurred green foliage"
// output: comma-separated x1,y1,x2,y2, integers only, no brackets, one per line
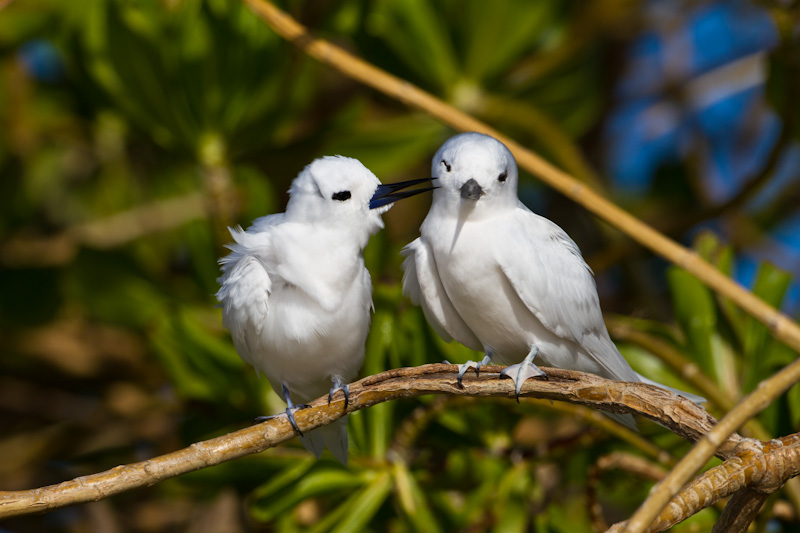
1,0,798,531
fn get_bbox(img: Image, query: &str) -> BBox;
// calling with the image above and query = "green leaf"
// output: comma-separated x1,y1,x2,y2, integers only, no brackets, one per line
744,261,792,357
364,311,394,459
788,383,800,429
250,465,365,523
321,113,445,178
392,462,443,533
248,457,315,514
667,268,718,379
329,471,393,533
693,231,745,344
368,0,460,93
459,0,556,81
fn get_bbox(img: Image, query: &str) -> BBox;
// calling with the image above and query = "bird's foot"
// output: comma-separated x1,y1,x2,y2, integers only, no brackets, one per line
252,403,311,436
456,354,493,388
457,361,480,388
500,347,545,402
328,377,350,411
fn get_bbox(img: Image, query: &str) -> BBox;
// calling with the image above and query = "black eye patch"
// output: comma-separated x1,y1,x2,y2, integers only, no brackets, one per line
498,170,508,182
441,160,452,172
332,190,351,201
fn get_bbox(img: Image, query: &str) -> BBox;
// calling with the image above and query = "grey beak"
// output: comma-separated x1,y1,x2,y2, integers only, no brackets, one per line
460,178,483,200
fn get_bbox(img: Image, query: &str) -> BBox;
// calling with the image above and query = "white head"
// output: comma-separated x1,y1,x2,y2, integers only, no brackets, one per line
430,132,519,220
286,155,433,241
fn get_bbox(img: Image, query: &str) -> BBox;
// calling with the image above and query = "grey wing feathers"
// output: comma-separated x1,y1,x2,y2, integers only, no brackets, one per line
496,209,640,382
401,238,482,350
495,211,605,344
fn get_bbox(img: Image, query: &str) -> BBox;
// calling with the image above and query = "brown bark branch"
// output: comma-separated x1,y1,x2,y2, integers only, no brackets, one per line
0,364,722,520
712,489,769,533
609,433,800,532
620,367,800,532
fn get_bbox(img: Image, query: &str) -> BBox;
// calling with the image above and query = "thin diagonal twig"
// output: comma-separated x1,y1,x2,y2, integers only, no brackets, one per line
239,5,800,529
241,0,800,359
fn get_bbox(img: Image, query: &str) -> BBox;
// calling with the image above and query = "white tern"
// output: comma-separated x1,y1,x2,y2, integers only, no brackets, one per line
217,156,433,463
402,132,703,428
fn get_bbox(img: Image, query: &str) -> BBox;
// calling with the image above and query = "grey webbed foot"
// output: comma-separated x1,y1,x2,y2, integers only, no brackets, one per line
252,382,309,436
252,403,310,436
457,352,493,388
328,376,350,411
499,347,546,402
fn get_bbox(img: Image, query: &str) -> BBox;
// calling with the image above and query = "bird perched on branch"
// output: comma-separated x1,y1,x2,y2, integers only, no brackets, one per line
402,133,703,428
217,156,433,463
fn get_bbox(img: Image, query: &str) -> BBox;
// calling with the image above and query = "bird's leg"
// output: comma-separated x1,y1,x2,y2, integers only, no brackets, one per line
328,375,350,411
253,383,310,436
500,346,546,402
456,350,494,388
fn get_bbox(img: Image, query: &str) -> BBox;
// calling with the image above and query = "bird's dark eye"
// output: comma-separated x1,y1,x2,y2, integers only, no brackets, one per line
441,160,451,172
498,170,508,182
332,190,351,201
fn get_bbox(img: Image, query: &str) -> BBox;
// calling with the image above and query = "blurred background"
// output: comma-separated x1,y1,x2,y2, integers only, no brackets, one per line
1,0,799,531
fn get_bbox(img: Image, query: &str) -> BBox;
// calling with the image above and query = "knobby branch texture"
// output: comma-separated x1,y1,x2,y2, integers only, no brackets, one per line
608,433,800,532
240,2,800,528
0,364,726,520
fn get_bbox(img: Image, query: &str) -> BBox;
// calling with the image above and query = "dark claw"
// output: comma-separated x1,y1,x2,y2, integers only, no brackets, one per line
285,407,303,437
456,366,467,389
456,361,479,388
253,415,270,425
328,379,350,411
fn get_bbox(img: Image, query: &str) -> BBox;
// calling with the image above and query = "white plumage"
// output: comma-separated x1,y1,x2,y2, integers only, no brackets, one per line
217,156,431,463
402,133,703,428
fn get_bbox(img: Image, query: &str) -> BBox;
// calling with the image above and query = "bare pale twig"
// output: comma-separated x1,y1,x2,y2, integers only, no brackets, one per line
478,93,605,191
239,7,800,526
0,364,723,520
242,0,800,360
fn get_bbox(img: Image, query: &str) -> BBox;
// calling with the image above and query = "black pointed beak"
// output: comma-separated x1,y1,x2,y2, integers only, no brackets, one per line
370,177,436,210
460,178,483,200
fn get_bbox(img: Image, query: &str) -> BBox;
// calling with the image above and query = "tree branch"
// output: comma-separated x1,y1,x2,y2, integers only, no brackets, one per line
609,433,800,532
0,364,723,520
620,364,800,532
712,489,770,533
